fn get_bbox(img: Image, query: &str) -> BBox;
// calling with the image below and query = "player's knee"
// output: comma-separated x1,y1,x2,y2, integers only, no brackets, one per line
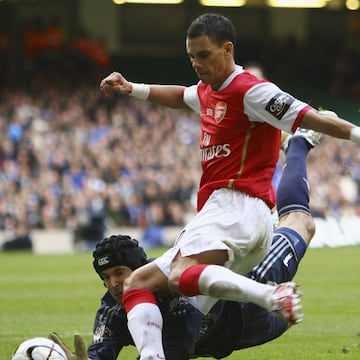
304,215,316,243
168,270,181,293
123,270,143,292
122,273,134,293
298,213,316,246
279,212,316,246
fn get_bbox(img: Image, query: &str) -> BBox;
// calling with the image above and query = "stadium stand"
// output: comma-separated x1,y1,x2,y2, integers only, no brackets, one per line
0,19,359,252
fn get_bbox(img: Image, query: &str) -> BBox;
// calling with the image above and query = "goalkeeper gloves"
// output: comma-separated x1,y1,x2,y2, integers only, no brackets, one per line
48,332,89,360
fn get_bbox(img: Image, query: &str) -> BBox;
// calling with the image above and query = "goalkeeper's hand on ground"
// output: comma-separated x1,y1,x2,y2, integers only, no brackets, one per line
48,332,89,360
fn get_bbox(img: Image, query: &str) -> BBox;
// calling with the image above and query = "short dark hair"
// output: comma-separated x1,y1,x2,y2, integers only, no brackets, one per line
93,234,147,279
187,13,236,47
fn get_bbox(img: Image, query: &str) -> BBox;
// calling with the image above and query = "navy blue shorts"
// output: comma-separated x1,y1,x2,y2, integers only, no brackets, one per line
248,226,307,284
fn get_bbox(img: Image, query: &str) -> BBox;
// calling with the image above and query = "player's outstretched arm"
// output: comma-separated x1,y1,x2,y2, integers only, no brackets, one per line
100,71,187,109
48,333,89,360
300,109,360,143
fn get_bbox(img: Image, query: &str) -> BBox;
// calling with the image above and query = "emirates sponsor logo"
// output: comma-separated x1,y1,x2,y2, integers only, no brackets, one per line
202,132,211,146
200,144,231,161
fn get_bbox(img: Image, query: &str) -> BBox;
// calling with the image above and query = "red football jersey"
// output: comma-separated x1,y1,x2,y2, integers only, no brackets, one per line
183,67,312,211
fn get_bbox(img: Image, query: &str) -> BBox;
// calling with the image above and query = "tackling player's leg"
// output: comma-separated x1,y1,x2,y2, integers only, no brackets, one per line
256,128,322,323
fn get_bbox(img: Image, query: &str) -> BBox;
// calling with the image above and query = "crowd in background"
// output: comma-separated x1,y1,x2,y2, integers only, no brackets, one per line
0,17,360,250
0,87,201,248
1,83,360,249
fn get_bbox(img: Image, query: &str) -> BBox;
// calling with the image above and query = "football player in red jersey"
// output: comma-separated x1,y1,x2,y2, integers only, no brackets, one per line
100,13,360,359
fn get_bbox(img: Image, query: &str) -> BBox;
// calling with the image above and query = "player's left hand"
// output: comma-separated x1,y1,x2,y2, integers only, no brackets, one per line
48,332,89,360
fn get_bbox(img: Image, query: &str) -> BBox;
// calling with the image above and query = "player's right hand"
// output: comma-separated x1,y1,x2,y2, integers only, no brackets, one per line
100,72,132,96
48,332,89,360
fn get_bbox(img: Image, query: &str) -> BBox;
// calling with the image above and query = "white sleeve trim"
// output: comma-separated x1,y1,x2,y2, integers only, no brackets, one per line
244,82,309,134
183,85,200,114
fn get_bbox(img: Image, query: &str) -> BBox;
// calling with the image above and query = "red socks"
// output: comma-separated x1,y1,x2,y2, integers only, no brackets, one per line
123,288,158,313
178,264,208,296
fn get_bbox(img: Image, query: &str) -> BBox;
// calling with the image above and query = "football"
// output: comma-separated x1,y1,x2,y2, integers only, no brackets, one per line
11,337,67,360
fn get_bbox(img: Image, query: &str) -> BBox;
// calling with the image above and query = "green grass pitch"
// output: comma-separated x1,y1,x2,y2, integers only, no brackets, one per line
1,245,359,359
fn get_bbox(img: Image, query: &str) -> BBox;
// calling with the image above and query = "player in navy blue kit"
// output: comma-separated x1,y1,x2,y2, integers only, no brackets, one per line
49,126,321,360
89,235,202,360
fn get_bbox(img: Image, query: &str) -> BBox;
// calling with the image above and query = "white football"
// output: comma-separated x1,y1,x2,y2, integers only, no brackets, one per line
11,337,67,360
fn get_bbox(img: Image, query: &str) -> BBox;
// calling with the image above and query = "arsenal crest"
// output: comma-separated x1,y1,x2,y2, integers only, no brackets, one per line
214,101,227,123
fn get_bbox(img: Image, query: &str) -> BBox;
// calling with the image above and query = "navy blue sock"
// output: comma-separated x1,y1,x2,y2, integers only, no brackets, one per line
277,136,311,218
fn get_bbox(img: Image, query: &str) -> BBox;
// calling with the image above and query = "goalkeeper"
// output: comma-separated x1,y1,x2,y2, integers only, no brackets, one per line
51,127,320,359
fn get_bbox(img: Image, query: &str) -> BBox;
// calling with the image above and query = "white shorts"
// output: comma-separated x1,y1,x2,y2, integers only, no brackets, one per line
154,188,273,277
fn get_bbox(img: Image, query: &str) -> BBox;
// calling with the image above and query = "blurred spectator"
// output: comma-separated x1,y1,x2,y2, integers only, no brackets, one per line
23,16,64,62
0,28,11,53
23,17,46,62
244,61,266,80
68,30,111,75
307,135,360,218
1,218,33,251
43,17,65,53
